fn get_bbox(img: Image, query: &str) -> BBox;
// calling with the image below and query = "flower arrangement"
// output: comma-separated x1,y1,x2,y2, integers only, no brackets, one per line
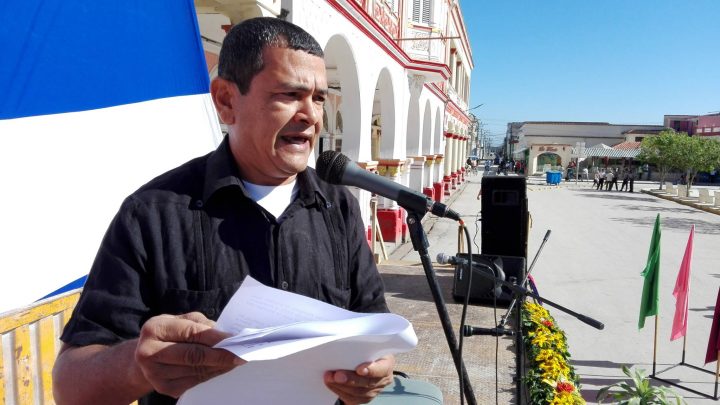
522,301,586,404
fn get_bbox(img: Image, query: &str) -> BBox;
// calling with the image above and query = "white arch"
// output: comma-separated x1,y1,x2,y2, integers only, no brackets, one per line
323,34,363,160
421,99,432,155
433,108,443,153
405,97,421,156
372,68,397,158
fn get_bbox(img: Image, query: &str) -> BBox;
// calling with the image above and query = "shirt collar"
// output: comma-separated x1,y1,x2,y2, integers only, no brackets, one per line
202,136,329,207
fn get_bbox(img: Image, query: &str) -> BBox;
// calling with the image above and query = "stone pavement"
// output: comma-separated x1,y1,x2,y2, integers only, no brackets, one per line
380,171,518,405
377,171,720,404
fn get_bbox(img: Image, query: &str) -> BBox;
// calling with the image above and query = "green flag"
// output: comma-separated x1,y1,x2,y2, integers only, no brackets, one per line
639,214,661,329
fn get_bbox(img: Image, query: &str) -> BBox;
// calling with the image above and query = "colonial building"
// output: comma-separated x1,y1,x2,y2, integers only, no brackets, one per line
194,0,474,242
509,121,665,174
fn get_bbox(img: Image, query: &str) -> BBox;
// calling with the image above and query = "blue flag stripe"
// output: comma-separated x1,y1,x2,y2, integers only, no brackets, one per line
0,0,209,119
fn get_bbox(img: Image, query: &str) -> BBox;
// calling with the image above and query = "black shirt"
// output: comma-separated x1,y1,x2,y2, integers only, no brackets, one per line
60,137,388,404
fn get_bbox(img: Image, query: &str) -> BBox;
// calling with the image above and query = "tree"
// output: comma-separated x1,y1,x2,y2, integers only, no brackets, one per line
637,130,684,189
674,135,720,196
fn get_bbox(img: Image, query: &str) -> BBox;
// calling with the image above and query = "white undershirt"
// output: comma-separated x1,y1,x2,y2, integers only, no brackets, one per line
241,179,299,219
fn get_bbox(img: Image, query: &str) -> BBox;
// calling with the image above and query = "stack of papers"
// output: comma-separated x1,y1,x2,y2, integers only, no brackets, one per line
178,276,417,405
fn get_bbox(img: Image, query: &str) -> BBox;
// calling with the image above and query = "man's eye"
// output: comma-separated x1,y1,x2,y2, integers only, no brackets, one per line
314,96,326,104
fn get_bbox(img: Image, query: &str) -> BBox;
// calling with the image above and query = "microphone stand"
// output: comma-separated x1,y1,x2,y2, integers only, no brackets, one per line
405,210,477,405
498,229,551,329
462,263,605,331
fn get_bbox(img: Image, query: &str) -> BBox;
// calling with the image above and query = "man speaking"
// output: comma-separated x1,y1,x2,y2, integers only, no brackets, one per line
53,17,394,405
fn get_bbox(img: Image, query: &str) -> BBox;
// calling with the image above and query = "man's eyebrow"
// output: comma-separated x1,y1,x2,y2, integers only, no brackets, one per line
279,83,328,95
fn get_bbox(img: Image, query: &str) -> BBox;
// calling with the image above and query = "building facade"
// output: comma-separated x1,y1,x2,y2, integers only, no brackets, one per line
194,0,474,242
510,122,665,174
664,113,720,137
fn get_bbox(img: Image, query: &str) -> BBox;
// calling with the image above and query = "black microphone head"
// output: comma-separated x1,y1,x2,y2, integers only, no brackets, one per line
316,150,350,185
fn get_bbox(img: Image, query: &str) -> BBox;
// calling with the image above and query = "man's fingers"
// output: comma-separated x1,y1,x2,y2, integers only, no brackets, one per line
141,314,231,347
138,341,241,367
177,312,217,328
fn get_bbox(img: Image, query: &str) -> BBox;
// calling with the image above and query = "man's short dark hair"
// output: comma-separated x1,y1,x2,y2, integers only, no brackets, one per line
218,17,324,94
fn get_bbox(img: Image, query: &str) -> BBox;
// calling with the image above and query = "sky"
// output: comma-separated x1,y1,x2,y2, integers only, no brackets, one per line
460,1,720,146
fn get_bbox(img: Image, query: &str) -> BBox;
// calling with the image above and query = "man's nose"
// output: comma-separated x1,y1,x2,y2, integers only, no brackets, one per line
296,97,320,124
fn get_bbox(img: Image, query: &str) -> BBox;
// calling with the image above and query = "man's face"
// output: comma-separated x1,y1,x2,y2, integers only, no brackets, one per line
214,46,327,185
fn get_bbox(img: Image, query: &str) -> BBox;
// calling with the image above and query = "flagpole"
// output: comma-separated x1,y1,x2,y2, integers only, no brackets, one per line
715,352,720,399
681,335,687,364
653,315,659,376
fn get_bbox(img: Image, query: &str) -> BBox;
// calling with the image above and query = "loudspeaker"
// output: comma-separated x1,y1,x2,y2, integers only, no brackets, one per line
452,253,526,307
481,176,528,258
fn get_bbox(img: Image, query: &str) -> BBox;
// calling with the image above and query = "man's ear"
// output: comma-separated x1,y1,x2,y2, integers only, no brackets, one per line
211,78,236,125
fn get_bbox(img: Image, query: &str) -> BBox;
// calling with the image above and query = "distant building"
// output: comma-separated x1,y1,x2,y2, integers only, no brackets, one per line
664,113,720,137
510,121,665,174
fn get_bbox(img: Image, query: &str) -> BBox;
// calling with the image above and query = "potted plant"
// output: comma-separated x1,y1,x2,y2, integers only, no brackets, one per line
596,365,686,404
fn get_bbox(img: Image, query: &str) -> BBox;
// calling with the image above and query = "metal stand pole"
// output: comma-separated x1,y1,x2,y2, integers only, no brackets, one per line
405,211,477,405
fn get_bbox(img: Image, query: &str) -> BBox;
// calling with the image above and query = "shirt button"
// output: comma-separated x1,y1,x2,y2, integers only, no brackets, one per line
195,200,204,208
281,281,289,290
325,202,333,209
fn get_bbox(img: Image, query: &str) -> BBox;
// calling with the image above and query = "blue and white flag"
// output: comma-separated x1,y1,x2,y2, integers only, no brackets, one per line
0,1,221,313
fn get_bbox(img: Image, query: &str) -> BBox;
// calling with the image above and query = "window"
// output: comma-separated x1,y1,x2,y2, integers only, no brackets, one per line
412,0,432,24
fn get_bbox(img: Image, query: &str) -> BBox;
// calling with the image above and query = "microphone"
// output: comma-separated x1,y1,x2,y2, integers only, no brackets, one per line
316,151,461,221
462,325,515,337
436,252,468,266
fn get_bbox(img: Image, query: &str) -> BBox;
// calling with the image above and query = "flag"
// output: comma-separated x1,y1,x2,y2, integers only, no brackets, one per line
671,225,694,341
639,214,661,329
0,1,220,313
705,287,720,363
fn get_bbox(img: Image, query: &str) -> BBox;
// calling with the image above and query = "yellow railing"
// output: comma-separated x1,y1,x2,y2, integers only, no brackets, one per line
0,290,80,404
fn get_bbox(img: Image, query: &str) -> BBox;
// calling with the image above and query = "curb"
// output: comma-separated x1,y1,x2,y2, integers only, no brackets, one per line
641,189,720,216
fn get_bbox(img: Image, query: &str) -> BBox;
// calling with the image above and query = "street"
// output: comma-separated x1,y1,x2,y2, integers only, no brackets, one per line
389,170,720,404
528,179,720,404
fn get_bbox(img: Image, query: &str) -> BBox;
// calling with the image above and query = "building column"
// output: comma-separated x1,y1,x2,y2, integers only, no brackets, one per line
352,161,378,246
423,154,435,200
451,134,460,189
443,133,454,195
433,154,445,202
376,159,407,244
459,136,467,183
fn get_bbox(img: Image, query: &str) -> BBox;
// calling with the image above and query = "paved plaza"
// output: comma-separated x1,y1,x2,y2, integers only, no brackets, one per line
382,170,720,404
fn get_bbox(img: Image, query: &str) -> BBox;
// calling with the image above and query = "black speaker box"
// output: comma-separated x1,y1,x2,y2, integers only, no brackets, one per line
481,176,528,258
451,253,526,307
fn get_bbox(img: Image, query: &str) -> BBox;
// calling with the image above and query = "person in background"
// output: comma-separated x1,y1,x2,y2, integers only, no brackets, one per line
53,17,393,405
582,167,589,181
609,168,620,191
604,168,614,191
620,169,630,191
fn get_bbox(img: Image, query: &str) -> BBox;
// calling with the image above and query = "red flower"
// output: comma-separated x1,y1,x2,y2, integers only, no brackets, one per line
556,381,574,393
541,319,554,328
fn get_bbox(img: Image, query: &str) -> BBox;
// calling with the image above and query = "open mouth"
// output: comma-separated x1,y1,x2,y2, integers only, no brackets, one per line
279,134,311,147
281,135,309,145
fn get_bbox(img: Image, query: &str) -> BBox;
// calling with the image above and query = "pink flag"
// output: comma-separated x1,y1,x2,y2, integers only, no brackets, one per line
671,225,694,341
705,287,720,363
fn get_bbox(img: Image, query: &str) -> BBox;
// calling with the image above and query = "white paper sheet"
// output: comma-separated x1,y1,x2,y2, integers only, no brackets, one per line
177,276,417,405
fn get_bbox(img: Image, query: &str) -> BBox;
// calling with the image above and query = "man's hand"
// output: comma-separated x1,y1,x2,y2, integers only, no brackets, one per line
135,312,245,398
323,355,395,405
